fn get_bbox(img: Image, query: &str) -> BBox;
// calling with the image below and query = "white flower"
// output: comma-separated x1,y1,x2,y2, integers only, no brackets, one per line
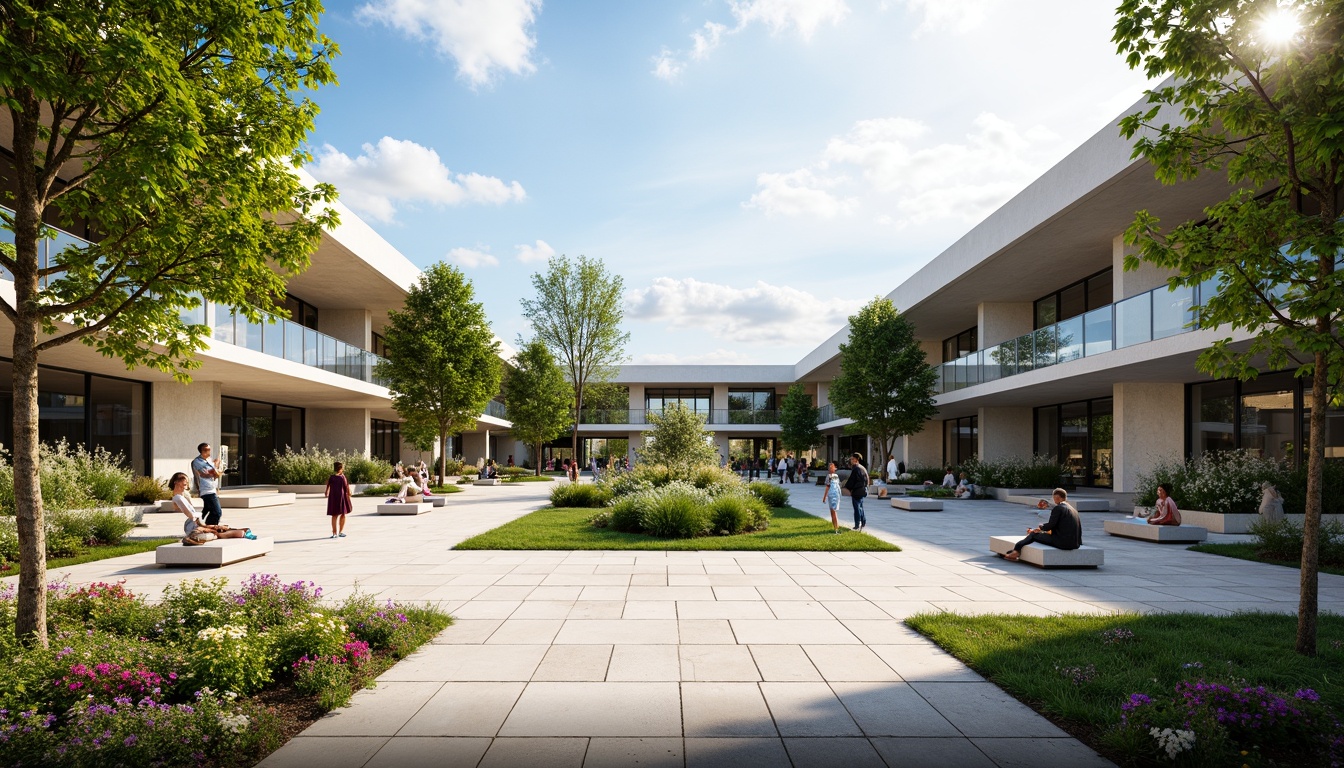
217,712,250,733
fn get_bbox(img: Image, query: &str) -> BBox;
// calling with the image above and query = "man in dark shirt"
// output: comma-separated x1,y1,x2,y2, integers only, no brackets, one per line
1004,488,1081,561
844,452,870,531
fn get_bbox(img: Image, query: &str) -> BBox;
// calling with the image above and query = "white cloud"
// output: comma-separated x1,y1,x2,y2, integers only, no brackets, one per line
634,348,758,365
308,137,525,223
745,112,1056,227
744,168,857,219
893,0,998,34
514,239,556,263
357,0,541,87
626,277,862,344
448,246,498,268
653,0,847,80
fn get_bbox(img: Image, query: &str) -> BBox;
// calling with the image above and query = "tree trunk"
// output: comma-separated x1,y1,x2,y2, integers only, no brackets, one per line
10,150,49,646
535,442,542,477
1296,337,1329,656
437,426,448,488
571,387,583,471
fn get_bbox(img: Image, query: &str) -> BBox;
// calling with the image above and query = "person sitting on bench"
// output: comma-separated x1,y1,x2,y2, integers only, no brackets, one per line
1003,488,1080,562
482,460,500,479
1148,483,1181,526
954,472,974,498
169,473,255,542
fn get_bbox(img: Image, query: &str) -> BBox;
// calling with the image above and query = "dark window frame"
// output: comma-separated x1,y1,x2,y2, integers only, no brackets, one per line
942,326,978,363
1033,267,1114,330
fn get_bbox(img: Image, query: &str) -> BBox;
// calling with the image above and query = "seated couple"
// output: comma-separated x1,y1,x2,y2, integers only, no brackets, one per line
1003,488,1080,561
169,472,256,544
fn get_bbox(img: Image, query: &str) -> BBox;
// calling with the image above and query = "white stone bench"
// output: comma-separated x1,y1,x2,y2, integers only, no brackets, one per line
891,497,943,511
474,478,503,486
424,496,449,507
377,502,432,515
989,535,1103,568
1103,519,1207,543
1006,495,1111,512
156,492,296,513
156,537,273,567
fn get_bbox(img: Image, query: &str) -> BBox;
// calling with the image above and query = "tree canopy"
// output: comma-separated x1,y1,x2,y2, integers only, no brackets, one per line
829,298,938,470
1114,0,1344,655
376,263,503,485
520,256,629,460
503,338,574,475
641,402,719,476
0,0,338,646
779,383,822,458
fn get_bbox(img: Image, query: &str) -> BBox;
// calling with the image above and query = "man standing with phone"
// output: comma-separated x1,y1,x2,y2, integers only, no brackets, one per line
192,442,224,526
845,452,869,531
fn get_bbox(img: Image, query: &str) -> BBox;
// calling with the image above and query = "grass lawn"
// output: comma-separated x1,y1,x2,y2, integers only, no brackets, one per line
455,506,900,551
907,612,1344,762
1188,541,1344,577
2,537,179,575
503,475,555,483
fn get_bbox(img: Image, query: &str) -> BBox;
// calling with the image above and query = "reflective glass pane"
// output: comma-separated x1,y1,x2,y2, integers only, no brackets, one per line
1035,296,1057,329
263,317,283,357
983,344,1002,382
1083,306,1112,356
1032,327,1056,368
214,306,236,344
1152,284,1196,339
38,368,85,447
1057,316,1084,363
1303,386,1344,460
1060,282,1086,322
284,321,304,364
1087,271,1113,310
90,376,146,475
1016,334,1035,373
1242,373,1296,463
1115,292,1151,348
304,328,318,366
1091,398,1113,487
1191,380,1236,458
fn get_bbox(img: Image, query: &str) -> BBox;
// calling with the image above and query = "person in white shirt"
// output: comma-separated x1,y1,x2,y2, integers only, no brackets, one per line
954,472,975,498
885,454,898,483
941,468,957,488
170,472,252,540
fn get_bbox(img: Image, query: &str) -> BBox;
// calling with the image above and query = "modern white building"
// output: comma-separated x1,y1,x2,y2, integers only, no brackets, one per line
4,89,1340,490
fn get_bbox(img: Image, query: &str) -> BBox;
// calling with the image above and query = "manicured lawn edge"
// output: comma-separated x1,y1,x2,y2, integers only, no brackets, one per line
1,537,179,575
906,611,1344,765
503,475,555,483
455,506,900,551
1188,541,1344,577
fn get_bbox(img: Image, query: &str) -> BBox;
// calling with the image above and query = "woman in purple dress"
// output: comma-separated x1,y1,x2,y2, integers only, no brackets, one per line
325,461,353,539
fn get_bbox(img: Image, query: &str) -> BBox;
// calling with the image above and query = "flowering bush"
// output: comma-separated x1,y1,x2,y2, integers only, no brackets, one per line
1133,451,1301,514
59,661,175,703
231,573,324,630
269,611,350,669
1117,681,1344,764
48,580,156,637
959,454,1065,490
339,593,415,653
157,578,236,641
291,656,354,709
185,624,272,695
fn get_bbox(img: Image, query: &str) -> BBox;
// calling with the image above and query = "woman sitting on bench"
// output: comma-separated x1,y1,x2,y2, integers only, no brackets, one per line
169,473,255,542
1148,483,1181,526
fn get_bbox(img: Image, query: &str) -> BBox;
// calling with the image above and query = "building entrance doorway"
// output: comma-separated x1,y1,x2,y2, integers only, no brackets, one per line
728,438,777,477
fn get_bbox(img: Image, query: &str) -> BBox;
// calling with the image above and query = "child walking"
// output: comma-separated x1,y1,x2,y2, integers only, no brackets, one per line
821,461,842,533
325,461,353,538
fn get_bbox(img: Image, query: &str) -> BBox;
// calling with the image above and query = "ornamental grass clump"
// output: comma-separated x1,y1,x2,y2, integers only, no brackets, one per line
549,482,612,508
709,495,771,535
747,481,789,508
640,485,711,538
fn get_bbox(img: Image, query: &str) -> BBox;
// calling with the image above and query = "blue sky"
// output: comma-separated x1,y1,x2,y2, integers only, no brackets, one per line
305,0,1155,364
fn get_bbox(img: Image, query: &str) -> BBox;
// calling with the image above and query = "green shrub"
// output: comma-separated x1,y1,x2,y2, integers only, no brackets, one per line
708,495,770,535
608,497,643,532
361,482,402,496
292,655,354,709
549,482,612,508
1133,451,1294,514
270,611,350,670
959,455,1064,489
1250,518,1344,567
48,580,158,637
0,517,18,566
44,508,135,547
500,466,528,478
159,578,236,641
588,510,612,528
640,487,710,538
270,446,394,485
748,481,789,507
902,464,949,484
688,465,743,496
186,623,273,695
343,453,393,484
0,440,133,514
1277,460,1344,516
122,475,170,504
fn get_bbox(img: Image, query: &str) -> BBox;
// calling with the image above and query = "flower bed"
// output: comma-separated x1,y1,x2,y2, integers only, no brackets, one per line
0,574,450,766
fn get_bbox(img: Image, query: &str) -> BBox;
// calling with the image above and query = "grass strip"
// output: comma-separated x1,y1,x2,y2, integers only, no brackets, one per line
906,612,1344,761
1188,541,1344,577
503,475,555,483
455,505,899,551
2,537,180,575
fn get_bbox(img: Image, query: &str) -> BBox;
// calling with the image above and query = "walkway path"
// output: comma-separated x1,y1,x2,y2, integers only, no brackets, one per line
15,481,1341,767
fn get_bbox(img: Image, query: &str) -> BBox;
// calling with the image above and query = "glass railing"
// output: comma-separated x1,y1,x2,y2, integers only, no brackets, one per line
817,403,837,423
486,400,508,419
0,204,92,286
935,280,1206,394
579,408,781,425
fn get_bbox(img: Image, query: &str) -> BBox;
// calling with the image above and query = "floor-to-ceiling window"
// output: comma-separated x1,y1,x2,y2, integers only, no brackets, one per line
645,388,711,415
371,419,401,465
1189,373,1342,467
943,416,977,467
0,359,149,475
1034,398,1113,487
221,396,304,486
728,389,777,424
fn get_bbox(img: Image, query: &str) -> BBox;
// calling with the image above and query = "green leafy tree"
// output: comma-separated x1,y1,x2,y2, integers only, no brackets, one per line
779,383,821,460
376,264,503,487
520,256,629,461
829,298,939,473
1114,0,1344,656
0,0,338,646
503,339,573,476
583,381,631,423
641,402,719,476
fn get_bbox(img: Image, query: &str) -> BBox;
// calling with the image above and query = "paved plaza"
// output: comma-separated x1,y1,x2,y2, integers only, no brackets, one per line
10,481,1343,767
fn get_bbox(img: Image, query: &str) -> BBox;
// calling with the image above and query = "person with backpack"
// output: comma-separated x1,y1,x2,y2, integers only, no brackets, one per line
845,452,869,531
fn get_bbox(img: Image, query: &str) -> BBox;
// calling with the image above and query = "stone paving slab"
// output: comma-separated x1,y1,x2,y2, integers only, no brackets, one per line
26,482,1344,767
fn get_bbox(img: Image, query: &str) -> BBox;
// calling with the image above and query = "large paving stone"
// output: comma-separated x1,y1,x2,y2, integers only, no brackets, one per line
498,682,682,737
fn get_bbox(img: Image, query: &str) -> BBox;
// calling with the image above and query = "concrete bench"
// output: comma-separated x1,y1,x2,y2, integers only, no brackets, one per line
156,492,296,513
891,497,943,511
157,537,273,567
377,502,432,515
989,535,1103,568
474,478,503,486
425,496,449,507
1006,495,1111,512
1103,519,1207,543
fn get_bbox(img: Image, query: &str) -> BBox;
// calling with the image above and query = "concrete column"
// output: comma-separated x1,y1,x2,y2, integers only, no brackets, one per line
1113,382,1185,492
1114,233,1177,300
318,308,371,349
711,385,729,412
306,408,371,454
461,430,491,465
713,433,730,466
977,406,1034,461
627,384,644,419
815,381,829,407
978,303,1034,348
151,380,221,481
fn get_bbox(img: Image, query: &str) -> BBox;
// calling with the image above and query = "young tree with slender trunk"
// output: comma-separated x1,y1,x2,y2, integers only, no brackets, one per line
0,0,338,646
1114,0,1344,656
520,256,629,463
376,264,503,488
503,338,573,476
642,402,719,476
829,298,939,473
779,383,822,462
